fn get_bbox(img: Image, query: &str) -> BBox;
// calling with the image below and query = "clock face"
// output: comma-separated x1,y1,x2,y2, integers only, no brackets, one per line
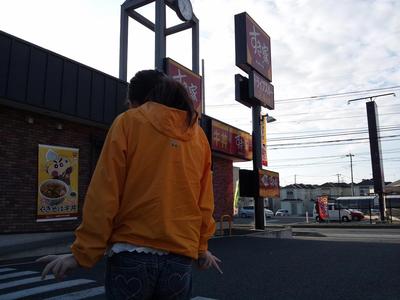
177,0,193,21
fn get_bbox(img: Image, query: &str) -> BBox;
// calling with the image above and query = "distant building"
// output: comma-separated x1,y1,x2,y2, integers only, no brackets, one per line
280,184,318,216
279,179,392,216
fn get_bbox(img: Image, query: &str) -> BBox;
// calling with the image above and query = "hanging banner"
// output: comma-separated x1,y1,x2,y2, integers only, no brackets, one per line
164,57,202,114
259,169,279,198
261,116,268,167
317,195,329,221
37,145,79,222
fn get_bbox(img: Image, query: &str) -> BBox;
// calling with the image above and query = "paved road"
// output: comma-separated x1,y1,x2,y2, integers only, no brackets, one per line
293,227,400,243
1,233,399,300
234,215,308,226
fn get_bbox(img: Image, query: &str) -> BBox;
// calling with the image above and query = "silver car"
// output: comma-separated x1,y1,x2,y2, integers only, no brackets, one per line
239,206,274,218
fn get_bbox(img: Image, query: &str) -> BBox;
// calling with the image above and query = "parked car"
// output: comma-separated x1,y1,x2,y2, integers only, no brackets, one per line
313,203,352,222
238,206,274,218
265,209,274,218
348,209,364,221
275,209,289,216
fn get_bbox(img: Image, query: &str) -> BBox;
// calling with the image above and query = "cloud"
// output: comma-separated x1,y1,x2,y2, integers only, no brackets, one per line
1,0,399,185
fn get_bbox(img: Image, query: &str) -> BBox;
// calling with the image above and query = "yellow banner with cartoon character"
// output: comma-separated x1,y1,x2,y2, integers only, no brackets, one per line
37,145,79,221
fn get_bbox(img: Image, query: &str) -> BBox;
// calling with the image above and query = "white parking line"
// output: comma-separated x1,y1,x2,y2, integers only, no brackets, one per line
0,269,16,274
44,286,105,300
0,271,38,280
0,275,55,290
0,279,94,300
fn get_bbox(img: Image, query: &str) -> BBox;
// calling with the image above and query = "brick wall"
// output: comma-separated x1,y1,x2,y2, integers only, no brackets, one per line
212,155,233,219
0,105,106,233
0,105,235,233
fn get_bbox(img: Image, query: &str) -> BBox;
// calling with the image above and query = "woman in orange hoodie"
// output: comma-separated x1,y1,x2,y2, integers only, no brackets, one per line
37,70,221,299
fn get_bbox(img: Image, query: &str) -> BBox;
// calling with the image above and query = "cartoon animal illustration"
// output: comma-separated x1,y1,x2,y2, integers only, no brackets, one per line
45,149,73,186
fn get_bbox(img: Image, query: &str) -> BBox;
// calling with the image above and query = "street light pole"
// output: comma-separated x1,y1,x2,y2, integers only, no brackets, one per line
346,153,355,196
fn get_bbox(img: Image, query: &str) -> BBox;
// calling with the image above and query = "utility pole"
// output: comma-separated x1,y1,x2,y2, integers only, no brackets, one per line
346,154,355,196
294,174,297,184
348,93,396,222
336,173,341,184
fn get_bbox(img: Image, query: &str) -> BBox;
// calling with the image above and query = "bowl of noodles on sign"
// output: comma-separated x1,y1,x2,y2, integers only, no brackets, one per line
39,179,69,206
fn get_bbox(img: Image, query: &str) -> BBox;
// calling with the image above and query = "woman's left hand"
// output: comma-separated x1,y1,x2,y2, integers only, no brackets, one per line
36,253,79,280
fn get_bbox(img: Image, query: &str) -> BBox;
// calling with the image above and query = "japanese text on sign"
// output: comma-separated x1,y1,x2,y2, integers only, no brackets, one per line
245,15,272,81
211,120,252,161
251,71,274,109
259,169,280,198
164,58,202,114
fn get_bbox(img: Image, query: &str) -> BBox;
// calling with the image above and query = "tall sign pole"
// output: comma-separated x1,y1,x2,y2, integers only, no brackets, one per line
234,12,274,230
366,101,386,221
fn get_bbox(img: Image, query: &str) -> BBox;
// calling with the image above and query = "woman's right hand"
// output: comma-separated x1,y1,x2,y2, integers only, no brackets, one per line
36,253,79,280
197,250,223,274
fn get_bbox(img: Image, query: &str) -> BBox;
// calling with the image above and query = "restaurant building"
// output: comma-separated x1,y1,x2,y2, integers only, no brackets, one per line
0,30,252,233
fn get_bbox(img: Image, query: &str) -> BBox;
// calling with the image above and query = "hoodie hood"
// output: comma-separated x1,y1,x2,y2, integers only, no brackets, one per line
138,101,196,141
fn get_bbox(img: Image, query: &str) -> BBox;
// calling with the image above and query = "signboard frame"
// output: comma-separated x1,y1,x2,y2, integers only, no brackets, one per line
164,57,202,114
249,70,274,109
210,118,252,161
37,144,79,222
258,169,279,198
235,12,272,82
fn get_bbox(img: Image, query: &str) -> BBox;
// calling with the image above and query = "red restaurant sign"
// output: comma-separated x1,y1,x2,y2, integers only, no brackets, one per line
259,169,280,198
164,57,202,114
211,119,252,161
235,12,272,82
250,70,274,109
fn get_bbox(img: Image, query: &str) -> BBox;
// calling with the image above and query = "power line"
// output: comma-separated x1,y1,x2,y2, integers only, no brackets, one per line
272,103,399,117
269,157,400,168
268,137,400,150
268,126,400,142
270,148,400,162
205,85,400,108
274,112,400,123
275,85,400,103
268,134,400,147
269,123,400,136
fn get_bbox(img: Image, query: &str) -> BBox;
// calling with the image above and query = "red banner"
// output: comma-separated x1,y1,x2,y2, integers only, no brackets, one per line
317,195,329,220
261,115,267,167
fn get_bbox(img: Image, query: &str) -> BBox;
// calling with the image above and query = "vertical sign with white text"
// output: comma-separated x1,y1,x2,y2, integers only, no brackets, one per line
235,12,272,82
164,58,202,114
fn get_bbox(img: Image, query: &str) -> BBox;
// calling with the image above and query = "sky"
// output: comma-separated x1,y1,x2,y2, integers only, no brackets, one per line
0,0,399,186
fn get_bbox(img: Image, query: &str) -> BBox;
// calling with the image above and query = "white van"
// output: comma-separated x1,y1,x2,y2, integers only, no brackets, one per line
314,203,352,222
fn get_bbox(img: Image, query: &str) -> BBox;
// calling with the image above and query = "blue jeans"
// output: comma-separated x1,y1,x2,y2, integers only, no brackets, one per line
105,251,193,300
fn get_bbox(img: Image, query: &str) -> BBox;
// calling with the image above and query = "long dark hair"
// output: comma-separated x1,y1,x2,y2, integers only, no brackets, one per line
128,69,167,107
144,78,198,127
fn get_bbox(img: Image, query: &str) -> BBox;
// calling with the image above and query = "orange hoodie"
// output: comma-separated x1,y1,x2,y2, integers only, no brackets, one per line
71,102,215,268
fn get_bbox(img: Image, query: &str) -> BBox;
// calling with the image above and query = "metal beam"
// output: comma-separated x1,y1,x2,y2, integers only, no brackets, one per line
127,10,155,31
155,0,166,70
122,0,154,11
119,8,129,81
165,22,192,36
192,16,199,73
